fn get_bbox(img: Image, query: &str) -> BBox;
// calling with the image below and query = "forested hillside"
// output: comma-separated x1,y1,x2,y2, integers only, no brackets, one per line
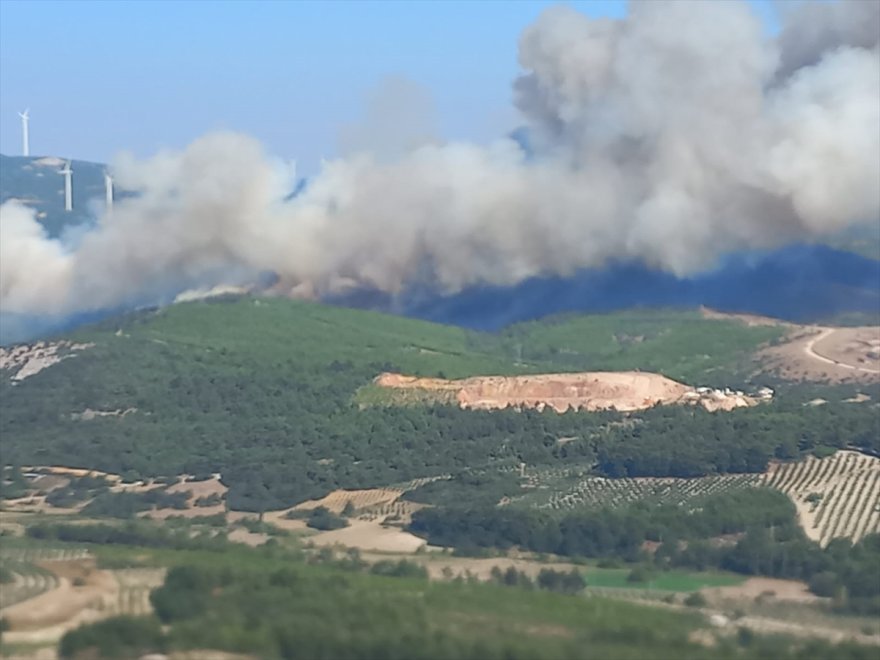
499,309,785,384
1,296,876,511
0,154,107,238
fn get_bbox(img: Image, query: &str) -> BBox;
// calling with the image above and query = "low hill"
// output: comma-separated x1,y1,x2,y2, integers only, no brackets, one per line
0,154,108,238
2,151,878,345
405,245,880,330
1,297,877,511
499,309,786,384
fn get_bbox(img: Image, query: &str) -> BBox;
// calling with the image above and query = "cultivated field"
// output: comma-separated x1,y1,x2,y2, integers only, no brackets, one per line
0,548,164,647
763,451,880,546
505,467,763,511
293,488,403,513
8,451,879,553
306,519,428,553
0,549,87,608
498,453,880,547
290,478,444,519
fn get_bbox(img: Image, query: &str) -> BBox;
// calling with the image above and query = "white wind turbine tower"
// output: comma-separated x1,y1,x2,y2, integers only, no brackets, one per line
60,160,73,211
18,108,30,156
104,170,114,210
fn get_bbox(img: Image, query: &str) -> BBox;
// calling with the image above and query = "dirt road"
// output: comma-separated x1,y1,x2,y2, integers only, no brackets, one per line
805,327,880,375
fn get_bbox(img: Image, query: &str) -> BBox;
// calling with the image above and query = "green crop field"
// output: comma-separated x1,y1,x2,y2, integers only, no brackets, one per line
584,568,744,592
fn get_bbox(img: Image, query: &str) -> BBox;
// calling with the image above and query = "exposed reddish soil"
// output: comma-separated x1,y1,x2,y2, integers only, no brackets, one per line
377,371,697,413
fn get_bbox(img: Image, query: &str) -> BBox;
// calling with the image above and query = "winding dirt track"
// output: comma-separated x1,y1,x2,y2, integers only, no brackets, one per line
804,327,880,375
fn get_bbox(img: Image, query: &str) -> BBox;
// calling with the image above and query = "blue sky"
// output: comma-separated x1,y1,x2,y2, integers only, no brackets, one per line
0,0,778,175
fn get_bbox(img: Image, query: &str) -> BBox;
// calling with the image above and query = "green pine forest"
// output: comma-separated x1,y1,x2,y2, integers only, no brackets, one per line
2,296,877,512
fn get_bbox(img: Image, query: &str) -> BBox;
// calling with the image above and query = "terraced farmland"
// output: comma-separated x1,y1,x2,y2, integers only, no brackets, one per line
0,561,59,608
508,467,763,511
293,488,405,514
0,551,165,647
502,452,880,547
0,548,88,608
763,450,880,546
291,476,450,517
99,568,166,617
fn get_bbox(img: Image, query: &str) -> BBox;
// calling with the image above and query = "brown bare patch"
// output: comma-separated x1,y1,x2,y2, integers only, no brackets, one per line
227,528,269,547
759,326,880,383
376,371,692,413
166,476,227,500
308,519,427,553
703,577,819,604
293,488,403,514
376,371,762,413
0,560,117,633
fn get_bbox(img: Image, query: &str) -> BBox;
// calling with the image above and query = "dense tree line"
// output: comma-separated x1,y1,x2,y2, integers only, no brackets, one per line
59,616,165,659
27,520,229,551
0,465,29,500
45,475,110,508
80,488,190,518
58,559,878,660
488,565,587,594
409,490,880,614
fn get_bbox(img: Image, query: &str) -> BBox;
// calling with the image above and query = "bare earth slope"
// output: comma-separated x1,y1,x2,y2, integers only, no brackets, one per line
760,326,880,382
375,371,751,412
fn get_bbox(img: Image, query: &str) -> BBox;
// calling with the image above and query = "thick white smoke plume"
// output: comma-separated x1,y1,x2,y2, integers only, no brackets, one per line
2,0,878,318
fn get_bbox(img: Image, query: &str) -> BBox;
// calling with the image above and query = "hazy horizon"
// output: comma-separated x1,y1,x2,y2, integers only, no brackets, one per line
0,0,781,175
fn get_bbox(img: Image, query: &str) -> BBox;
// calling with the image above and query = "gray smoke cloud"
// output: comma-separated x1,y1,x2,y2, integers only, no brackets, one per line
1,0,878,319
776,0,880,77
338,75,438,161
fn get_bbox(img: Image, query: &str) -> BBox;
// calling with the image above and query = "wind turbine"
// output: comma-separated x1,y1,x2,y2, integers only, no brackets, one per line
60,160,73,212
18,108,29,156
104,170,114,210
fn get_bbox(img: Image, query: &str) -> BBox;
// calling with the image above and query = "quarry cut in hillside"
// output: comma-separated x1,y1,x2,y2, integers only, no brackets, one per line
374,371,760,413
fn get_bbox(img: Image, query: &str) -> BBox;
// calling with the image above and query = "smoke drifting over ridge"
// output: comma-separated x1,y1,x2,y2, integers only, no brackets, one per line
1,1,878,321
